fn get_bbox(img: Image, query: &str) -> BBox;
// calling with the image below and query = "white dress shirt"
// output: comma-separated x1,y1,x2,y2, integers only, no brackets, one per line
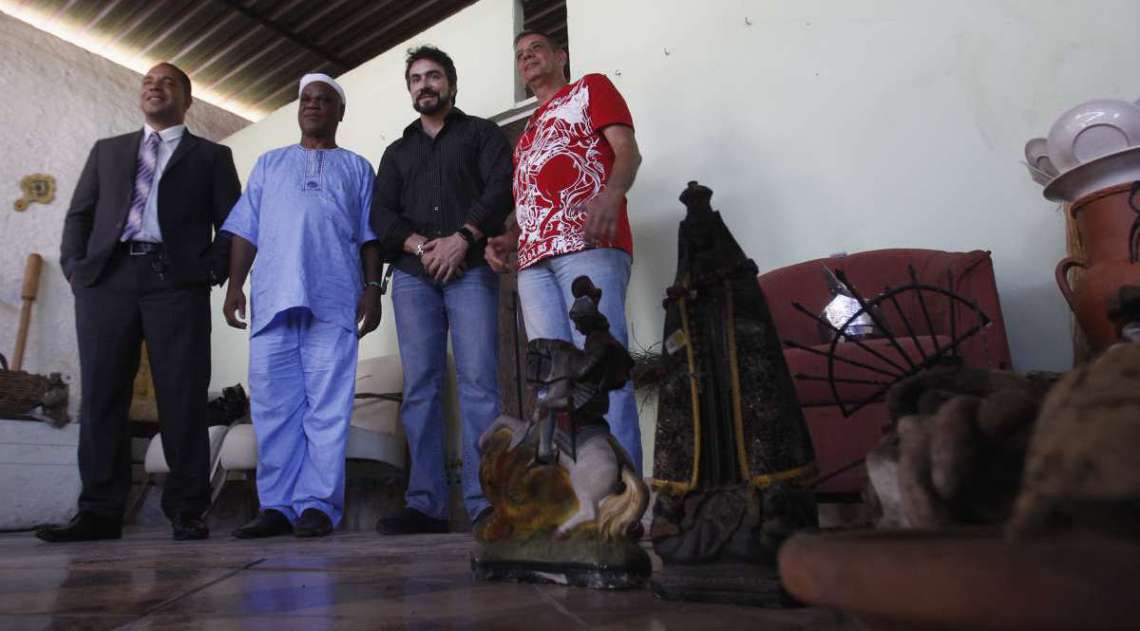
135,123,186,243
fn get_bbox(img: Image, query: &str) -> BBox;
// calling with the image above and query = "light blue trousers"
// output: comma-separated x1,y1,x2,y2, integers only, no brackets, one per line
248,308,357,525
516,248,643,473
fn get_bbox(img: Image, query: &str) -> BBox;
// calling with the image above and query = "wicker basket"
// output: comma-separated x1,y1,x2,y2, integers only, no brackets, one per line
0,368,69,425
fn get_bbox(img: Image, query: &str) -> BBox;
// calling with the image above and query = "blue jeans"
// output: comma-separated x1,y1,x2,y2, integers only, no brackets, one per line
516,248,643,473
392,266,500,520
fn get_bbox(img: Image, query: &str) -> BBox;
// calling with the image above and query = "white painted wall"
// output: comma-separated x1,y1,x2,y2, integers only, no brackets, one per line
217,0,1140,474
0,12,249,417
211,0,520,389
566,0,1140,376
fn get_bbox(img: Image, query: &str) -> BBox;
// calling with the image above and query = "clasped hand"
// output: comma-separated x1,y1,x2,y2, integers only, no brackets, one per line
420,234,467,284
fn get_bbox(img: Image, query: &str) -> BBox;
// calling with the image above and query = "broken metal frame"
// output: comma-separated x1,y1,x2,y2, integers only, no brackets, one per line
785,265,991,417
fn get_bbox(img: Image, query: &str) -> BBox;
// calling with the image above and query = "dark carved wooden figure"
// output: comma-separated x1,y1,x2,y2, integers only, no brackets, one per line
650,181,819,606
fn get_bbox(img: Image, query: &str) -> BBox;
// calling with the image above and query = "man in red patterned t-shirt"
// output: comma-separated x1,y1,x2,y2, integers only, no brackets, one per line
486,31,645,472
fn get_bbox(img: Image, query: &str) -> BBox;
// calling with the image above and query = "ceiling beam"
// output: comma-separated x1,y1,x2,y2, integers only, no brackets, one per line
249,61,337,111
202,36,288,94
313,0,399,46
78,0,125,35
340,0,443,57
210,0,349,72
103,0,173,49
168,9,240,68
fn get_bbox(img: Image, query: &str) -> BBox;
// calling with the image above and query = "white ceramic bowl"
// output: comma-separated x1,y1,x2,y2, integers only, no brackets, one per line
1024,137,1049,165
1046,99,1140,171
1042,145,1140,203
1024,137,1058,185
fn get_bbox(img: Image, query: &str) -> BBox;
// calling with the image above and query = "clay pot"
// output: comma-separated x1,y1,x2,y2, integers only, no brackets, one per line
778,529,1140,630
1055,182,1140,351
1068,182,1140,264
1056,258,1140,350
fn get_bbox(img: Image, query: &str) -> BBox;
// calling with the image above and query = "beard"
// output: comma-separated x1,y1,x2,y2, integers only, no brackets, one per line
413,87,451,114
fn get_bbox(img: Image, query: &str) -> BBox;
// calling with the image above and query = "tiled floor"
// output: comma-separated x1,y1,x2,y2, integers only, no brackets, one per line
0,528,857,630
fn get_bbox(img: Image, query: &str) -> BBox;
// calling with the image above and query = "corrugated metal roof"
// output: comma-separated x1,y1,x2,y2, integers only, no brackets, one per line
5,0,480,120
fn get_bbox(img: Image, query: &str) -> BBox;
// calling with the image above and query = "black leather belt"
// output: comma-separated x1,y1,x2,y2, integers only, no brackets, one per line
123,241,163,255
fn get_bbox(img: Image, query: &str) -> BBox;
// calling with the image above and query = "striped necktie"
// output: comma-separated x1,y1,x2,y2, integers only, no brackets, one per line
121,132,161,241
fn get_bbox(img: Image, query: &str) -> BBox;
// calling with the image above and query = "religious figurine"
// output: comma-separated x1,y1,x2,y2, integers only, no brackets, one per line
650,181,819,606
472,276,651,589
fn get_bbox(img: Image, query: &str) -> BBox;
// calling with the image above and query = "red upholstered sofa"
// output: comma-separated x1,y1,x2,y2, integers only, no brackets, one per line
757,249,1012,495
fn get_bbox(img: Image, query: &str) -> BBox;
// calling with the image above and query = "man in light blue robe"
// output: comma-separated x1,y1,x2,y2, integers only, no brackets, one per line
222,74,382,538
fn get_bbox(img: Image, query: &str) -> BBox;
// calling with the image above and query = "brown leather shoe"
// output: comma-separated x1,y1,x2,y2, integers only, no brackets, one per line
35,511,122,543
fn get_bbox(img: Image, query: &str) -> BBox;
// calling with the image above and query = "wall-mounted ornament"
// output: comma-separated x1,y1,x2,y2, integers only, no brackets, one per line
14,174,55,211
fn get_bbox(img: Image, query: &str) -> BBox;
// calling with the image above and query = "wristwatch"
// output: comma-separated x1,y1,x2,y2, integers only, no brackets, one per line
456,226,481,246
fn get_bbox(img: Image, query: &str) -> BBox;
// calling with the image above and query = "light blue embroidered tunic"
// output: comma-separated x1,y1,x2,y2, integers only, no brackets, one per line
222,145,377,336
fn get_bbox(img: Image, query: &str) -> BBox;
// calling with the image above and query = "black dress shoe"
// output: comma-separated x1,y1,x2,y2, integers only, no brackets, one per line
377,507,449,535
294,508,333,538
35,511,122,543
233,509,293,539
172,514,209,541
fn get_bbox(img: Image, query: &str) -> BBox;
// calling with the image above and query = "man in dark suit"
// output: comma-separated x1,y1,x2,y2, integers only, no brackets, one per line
37,62,240,542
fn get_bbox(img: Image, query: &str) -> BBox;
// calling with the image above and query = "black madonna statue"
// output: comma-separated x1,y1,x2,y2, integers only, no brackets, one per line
651,181,819,606
472,277,650,589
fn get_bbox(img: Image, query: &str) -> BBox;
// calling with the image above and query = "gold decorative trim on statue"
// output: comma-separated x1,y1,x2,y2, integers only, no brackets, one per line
678,287,701,492
14,174,55,211
751,462,818,488
724,281,753,481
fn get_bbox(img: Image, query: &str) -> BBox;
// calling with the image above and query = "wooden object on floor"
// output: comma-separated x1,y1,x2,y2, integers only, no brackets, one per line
129,344,158,422
11,253,42,371
475,283,650,590
779,529,1140,630
650,183,818,606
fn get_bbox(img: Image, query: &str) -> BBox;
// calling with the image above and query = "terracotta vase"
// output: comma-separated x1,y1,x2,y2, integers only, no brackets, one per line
1055,182,1140,351
1068,182,1140,264
1056,258,1140,351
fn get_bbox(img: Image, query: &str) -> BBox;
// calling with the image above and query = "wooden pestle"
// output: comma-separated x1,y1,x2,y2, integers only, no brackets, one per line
11,253,43,371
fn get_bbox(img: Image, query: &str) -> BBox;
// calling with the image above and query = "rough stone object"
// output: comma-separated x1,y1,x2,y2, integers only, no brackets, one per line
868,366,1053,529
1008,342,1140,539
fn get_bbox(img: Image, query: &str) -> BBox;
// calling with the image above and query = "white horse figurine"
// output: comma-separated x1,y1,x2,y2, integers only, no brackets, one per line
479,414,648,540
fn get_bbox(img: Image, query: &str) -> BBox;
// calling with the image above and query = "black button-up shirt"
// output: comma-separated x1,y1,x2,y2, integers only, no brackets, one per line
370,108,514,277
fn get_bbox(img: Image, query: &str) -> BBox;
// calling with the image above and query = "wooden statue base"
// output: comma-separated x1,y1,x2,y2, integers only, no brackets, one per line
472,537,650,590
651,561,795,607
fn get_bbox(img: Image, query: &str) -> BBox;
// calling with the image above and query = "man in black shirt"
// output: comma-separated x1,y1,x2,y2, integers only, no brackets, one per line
371,46,513,534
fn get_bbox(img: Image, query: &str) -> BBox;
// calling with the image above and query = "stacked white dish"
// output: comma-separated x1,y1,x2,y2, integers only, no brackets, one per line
1024,98,1140,202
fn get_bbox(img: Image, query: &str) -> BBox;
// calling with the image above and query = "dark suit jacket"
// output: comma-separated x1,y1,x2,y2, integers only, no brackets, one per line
60,129,241,287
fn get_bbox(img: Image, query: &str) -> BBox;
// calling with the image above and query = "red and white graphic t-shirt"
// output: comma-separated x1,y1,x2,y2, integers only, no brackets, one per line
513,73,635,270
